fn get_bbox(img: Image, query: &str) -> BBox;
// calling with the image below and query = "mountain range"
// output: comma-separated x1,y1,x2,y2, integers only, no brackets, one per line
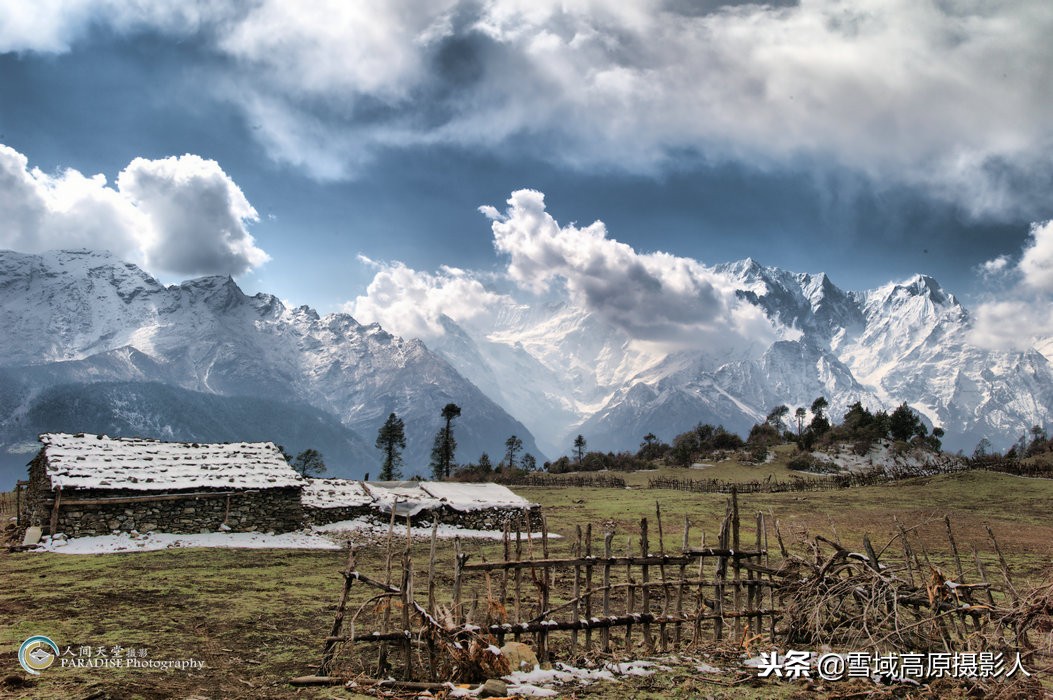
430,258,1053,457
0,249,539,485
2,248,1051,487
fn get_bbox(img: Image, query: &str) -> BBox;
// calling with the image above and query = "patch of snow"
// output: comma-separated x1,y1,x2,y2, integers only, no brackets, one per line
33,529,341,554
313,516,509,540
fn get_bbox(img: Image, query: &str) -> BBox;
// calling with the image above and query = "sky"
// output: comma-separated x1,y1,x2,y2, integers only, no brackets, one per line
1,1,1053,349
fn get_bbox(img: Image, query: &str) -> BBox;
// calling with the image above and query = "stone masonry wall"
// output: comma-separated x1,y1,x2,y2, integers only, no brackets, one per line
45,487,304,537
442,505,544,531
304,505,374,526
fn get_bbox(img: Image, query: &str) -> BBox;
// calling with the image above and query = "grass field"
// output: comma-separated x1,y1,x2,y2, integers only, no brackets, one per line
2,463,1052,699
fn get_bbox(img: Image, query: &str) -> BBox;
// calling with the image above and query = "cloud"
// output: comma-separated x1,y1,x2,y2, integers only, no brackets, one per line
971,221,1053,350
5,1,1051,216
117,154,268,276
1017,221,1053,292
484,189,781,352
0,144,267,276
345,256,508,340
969,299,1053,352
979,255,1011,277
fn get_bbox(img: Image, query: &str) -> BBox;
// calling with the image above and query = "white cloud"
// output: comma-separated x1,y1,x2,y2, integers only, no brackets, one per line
979,255,1011,277
969,299,1053,352
345,256,508,340
4,1,1051,215
485,189,781,352
117,154,268,276
350,189,782,353
1017,221,1053,292
0,144,268,277
971,221,1053,350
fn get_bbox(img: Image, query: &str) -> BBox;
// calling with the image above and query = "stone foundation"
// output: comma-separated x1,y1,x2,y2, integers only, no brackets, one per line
385,505,544,531
30,485,304,537
304,505,374,526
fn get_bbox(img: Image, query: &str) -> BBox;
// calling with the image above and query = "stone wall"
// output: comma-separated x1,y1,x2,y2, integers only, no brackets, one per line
442,505,544,531
304,504,374,526
30,483,304,537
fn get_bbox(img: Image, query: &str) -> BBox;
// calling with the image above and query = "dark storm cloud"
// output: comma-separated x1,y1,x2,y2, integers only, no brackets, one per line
5,1,1050,222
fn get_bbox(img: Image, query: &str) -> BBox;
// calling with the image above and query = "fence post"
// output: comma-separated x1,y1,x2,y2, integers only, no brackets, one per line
602,530,613,652
640,517,653,652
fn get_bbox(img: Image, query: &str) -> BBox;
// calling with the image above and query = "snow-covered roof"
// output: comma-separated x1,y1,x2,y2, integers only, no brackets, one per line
420,482,537,512
301,478,373,508
369,482,443,517
39,433,305,491
299,478,538,516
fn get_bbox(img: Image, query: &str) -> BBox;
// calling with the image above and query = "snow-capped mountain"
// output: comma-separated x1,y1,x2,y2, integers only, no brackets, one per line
432,258,1053,454
0,250,542,483
3,248,1048,481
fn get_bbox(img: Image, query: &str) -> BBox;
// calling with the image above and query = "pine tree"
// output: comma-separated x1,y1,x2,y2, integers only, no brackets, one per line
375,413,406,481
436,403,461,478
504,435,523,471
573,434,586,464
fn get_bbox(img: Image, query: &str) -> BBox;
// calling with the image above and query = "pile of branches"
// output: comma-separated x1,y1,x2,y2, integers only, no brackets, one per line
773,534,1051,697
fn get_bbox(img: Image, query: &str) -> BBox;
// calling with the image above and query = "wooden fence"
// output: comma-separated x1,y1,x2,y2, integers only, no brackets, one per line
294,489,1049,689
0,484,23,525
496,473,627,489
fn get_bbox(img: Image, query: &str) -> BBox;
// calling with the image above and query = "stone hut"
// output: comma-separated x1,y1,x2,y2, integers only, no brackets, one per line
302,478,541,530
24,433,306,537
415,482,543,530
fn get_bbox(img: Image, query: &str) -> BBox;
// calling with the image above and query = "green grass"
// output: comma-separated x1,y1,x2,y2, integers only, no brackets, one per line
2,468,1052,698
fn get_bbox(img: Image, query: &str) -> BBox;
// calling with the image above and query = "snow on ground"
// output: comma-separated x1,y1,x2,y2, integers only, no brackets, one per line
314,516,551,541
29,520,504,554
28,515,553,555
34,529,342,554
443,661,675,698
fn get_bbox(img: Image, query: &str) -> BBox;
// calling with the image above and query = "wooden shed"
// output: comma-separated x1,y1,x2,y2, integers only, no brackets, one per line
24,433,306,537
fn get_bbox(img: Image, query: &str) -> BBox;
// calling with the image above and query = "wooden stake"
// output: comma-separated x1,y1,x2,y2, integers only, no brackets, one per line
401,555,413,680
318,547,357,676
984,522,1018,601
453,537,464,623
427,518,439,613
584,523,594,650
514,518,523,639
676,516,687,648
539,515,551,663
602,529,613,652
640,517,654,652
943,515,965,582
571,524,582,654
730,488,741,642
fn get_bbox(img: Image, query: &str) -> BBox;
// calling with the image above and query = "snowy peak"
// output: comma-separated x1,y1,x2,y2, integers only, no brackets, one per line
0,249,544,473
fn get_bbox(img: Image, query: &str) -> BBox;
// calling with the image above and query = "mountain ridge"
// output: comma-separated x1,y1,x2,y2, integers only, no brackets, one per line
0,249,543,485
433,259,1053,455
